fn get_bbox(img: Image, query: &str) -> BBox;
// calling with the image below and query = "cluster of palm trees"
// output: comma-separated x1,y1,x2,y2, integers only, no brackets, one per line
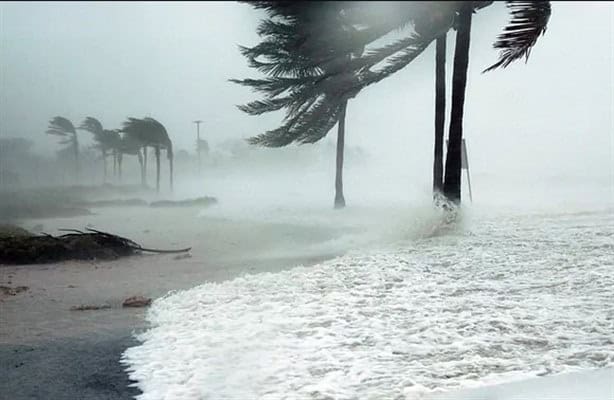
46,116,174,192
234,1,551,209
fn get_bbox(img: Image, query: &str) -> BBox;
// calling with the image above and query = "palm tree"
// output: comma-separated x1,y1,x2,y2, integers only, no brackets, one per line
433,35,446,197
121,117,173,192
78,117,121,183
254,1,551,205
442,1,551,203
233,2,364,209
46,116,79,183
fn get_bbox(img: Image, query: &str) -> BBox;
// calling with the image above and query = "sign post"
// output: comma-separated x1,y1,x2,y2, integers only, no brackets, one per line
445,138,473,203
462,138,473,203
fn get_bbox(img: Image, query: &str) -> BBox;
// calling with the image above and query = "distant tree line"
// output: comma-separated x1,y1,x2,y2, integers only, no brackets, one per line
46,116,174,192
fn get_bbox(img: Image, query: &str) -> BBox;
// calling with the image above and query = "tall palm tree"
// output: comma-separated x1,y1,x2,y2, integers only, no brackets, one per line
46,116,79,183
233,1,364,209
443,1,551,203
433,35,446,197
121,117,173,192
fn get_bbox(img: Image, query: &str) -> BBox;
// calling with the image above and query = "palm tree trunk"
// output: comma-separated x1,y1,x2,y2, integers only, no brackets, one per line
137,149,145,186
102,149,108,183
433,34,446,197
143,146,148,186
169,150,173,192
155,145,161,193
334,101,348,209
443,3,472,204
118,152,123,182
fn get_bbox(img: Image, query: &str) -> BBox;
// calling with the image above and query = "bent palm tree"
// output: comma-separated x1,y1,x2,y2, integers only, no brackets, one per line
121,118,173,193
46,116,79,183
233,2,364,209
443,1,551,203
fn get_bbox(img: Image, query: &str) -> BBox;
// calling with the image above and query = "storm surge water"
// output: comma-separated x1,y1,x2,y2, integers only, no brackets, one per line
122,204,613,400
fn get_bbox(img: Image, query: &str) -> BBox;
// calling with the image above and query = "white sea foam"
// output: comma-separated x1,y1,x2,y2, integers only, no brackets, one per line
122,208,614,400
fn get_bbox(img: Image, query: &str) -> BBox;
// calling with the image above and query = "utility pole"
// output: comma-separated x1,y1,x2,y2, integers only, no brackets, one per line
193,120,203,174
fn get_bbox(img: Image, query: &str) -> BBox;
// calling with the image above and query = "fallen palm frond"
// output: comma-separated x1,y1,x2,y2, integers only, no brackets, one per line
0,228,191,265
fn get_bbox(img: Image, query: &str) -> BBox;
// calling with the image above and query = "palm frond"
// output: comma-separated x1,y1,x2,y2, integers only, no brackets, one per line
247,94,344,147
349,34,427,73
121,117,171,149
79,117,104,134
45,129,68,137
483,0,551,73
365,37,433,85
47,116,76,135
236,97,291,115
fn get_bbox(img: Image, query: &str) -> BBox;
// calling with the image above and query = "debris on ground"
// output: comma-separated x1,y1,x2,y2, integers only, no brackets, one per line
0,285,29,299
0,228,191,265
122,296,152,308
70,304,111,311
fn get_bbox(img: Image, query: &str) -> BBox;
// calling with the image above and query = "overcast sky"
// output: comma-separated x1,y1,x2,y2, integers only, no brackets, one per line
1,1,612,183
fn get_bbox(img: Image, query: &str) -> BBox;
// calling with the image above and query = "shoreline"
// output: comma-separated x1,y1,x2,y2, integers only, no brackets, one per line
0,206,346,400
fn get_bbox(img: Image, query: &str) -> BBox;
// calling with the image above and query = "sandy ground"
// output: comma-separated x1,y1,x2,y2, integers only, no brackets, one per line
0,205,345,400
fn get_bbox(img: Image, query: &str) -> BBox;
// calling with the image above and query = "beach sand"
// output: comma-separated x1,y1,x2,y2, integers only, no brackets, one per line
0,205,344,399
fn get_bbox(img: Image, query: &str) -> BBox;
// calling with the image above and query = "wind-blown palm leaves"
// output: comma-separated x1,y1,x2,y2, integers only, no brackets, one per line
46,116,79,183
79,117,122,183
483,1,551,72
239,1,551,205
234,1,369,208
234,2,358,144
358,1,551,205
121,117,173,192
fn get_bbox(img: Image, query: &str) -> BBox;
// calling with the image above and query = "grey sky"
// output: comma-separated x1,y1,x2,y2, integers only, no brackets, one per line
1,1,612,183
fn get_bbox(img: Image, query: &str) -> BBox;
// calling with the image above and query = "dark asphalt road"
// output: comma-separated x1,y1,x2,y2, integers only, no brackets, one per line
1,333,141,400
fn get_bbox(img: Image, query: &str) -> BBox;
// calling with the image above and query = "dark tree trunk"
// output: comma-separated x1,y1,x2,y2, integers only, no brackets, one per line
143,146,148,186
155,145,161,193
443,3,472,204
433,34,446,197
334,101,348,209
118,153,123,182
137,149,145,186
